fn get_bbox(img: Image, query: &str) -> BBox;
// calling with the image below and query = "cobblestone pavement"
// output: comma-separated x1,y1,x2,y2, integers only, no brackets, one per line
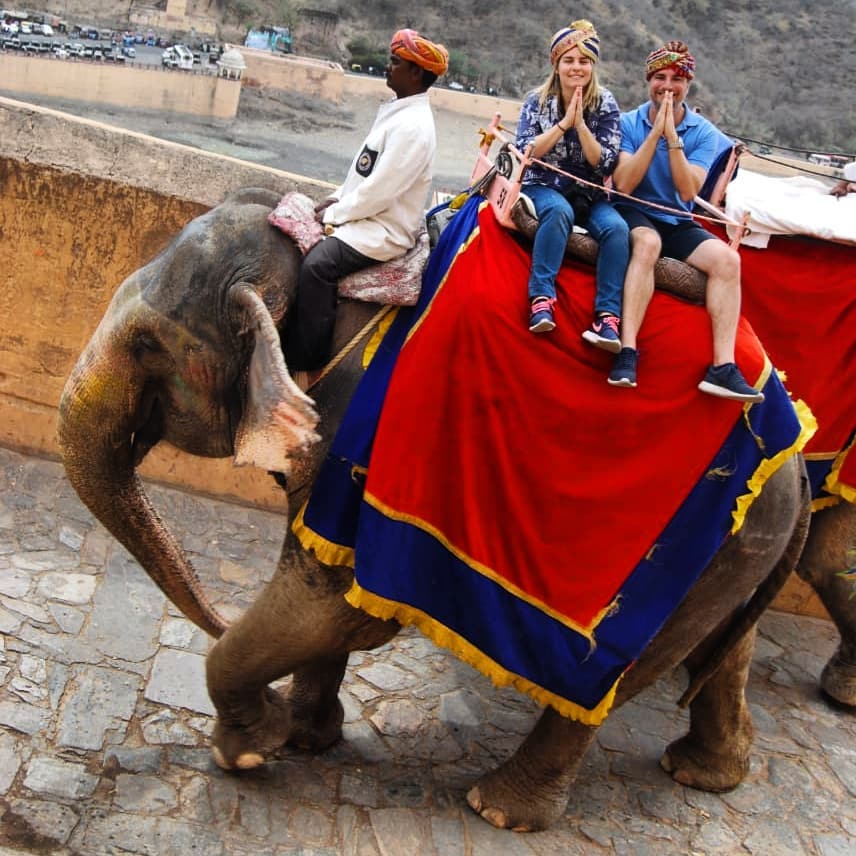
0,447,853,855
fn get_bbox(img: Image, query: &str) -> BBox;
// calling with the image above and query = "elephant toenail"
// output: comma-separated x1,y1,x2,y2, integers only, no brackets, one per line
481,808,508,828
211,746,232,770
465,786,482,812
235,752,266,769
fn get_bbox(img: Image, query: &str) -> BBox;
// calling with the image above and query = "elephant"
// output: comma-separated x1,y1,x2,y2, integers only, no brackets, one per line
56,187,852,832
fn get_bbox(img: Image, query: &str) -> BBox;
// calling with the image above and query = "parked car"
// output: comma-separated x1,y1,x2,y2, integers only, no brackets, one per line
52,46,68,59
448,81,465,91
121,45,136,58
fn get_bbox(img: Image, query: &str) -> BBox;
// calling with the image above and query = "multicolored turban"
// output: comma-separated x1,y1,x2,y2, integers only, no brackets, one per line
549,20,600,66
645,40,695,80
390,29,449,76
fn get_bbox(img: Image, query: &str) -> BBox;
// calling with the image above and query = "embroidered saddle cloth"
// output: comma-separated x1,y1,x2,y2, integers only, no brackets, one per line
293,196,812,724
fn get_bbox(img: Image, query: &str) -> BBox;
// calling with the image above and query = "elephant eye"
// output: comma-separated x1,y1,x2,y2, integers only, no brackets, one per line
133,334,174,373
134,334,163,356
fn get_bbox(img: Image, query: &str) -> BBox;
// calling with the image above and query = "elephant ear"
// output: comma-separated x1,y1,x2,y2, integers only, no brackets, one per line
230,284,320,474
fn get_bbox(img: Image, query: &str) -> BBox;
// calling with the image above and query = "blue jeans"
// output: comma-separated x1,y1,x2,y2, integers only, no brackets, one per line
524,184,629,318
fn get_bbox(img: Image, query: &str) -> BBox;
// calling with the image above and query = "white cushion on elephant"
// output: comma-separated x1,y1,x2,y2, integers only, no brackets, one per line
724,169,856,248
268,192,427,306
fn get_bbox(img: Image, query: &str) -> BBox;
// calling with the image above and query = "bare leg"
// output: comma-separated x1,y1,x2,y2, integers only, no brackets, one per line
619,226,661,350
466,707,596,832
207,535,399,770
661,626,756,791
684,240,742,366
796,502,856,706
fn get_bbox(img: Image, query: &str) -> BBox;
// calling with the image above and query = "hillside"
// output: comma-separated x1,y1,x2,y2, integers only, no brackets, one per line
43,1,856,153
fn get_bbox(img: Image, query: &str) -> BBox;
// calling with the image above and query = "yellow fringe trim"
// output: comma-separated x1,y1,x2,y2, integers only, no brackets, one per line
291,501,355,568
731,398,817,534
822,434,856,505
811,495,842,512
362,308,399,369
364,490,615,640
345,581,621,725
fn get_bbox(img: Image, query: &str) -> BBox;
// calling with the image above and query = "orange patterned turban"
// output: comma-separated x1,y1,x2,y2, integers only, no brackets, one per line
390,28,449,76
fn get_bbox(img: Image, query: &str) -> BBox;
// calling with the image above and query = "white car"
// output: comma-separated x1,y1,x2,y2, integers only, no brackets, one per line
448,81,465,91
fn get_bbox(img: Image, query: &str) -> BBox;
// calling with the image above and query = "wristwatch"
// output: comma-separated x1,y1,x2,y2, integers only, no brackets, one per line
668,138,684,150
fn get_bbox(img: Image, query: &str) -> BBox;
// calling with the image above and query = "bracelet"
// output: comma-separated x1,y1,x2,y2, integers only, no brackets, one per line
557,122,568,133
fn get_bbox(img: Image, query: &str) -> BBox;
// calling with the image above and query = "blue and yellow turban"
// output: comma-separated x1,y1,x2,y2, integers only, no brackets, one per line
549,20,600,66
645,41,695,80
390,28,449,76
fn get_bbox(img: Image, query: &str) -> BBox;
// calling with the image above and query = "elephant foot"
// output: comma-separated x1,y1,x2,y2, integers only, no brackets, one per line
211,687,295,772
821,646,856,708
465,763,573,833
660,732,749,792
285,693,344,752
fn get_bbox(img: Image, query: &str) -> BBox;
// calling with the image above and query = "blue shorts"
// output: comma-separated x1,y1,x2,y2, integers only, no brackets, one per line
615,205,714,262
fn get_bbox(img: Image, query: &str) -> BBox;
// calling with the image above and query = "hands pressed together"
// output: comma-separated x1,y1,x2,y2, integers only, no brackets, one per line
560,86,586,131
653,91,681,147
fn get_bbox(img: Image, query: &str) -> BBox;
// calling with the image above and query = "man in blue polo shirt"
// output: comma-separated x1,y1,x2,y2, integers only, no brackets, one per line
609,41,763,402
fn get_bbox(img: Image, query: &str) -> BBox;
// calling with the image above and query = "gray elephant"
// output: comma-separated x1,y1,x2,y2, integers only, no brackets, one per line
56,188,851,832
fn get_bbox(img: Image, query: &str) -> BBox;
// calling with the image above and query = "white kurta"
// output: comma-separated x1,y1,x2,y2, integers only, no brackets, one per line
322,91,436,261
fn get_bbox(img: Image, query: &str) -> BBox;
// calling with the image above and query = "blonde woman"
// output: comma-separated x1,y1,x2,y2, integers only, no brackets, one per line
516,20,628,349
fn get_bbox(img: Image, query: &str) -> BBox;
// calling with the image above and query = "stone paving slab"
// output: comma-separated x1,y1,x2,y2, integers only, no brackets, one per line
0,447,853,854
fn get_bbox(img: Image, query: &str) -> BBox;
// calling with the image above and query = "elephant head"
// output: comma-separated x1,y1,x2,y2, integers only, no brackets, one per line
57,189,321,637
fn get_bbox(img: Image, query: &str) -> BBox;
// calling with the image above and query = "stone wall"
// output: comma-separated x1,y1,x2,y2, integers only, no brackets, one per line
239,47,344,102
0,96,333,513
0,47,523,121
0,52,240,118
130,0,218,38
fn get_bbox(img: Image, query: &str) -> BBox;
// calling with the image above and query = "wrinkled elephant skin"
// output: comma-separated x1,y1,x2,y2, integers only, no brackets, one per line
57,190,853,832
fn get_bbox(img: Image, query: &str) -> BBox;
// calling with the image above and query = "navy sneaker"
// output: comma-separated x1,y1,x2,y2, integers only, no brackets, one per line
698,363,765,403
528,297,556,333
608,347,638,388
582,314,621,353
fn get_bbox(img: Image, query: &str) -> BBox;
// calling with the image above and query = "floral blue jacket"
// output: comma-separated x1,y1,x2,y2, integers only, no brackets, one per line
516,88,621,195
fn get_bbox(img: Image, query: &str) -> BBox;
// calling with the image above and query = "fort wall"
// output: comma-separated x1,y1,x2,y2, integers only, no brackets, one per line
0,52,241,118
0,96,333,514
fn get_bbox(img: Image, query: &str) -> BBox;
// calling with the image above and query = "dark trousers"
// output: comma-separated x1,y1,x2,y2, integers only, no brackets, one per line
285,236,376,370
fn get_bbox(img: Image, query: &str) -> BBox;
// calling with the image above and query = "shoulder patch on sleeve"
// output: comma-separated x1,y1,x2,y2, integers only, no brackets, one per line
356,146,379,177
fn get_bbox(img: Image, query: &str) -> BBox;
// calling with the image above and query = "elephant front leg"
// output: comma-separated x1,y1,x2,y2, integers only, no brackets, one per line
796,502,856,707
206,545,398,772
467,707,596,832
661,625,756,791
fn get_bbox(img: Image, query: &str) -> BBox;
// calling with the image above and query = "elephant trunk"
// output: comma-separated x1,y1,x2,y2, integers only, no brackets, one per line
58,321,228,638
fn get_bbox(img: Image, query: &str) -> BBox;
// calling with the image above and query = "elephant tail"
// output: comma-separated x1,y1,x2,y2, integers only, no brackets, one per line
678,459,813,708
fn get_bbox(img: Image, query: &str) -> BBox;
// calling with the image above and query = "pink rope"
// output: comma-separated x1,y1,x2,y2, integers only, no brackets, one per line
491,123,744,230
